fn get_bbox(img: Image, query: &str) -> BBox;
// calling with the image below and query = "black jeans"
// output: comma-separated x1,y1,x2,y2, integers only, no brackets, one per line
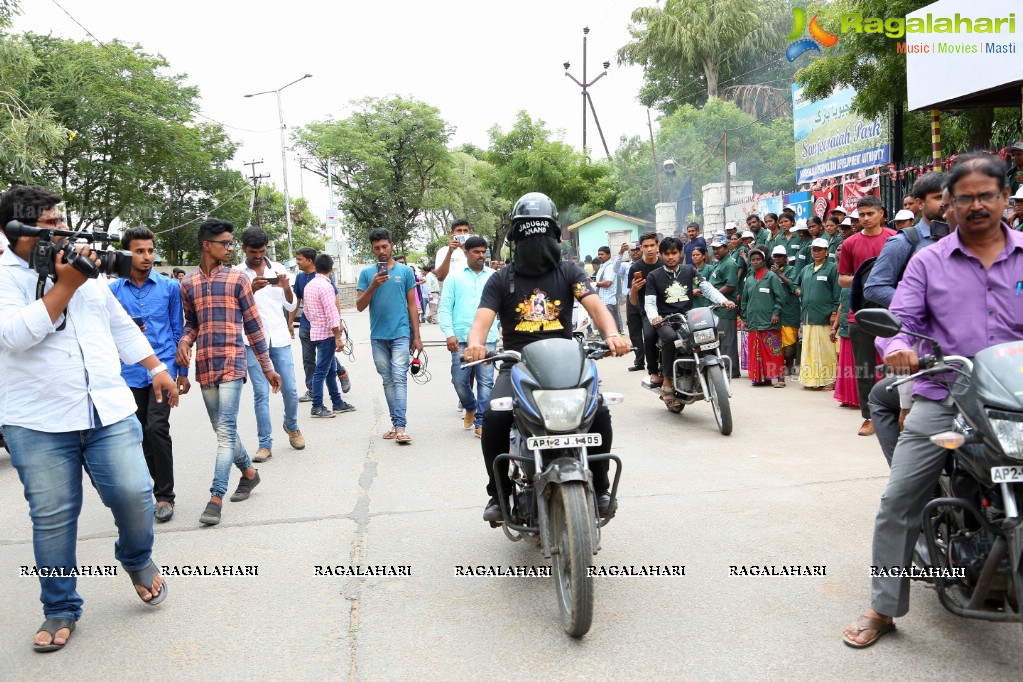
300,326,347,389
656,325,679,384
719,317,740,378
130,385,174,504
626,303,645,368
849,320,879,420
481,368,612,499
642,315,661,376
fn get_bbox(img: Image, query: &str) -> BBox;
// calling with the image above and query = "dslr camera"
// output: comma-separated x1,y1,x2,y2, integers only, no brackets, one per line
5,220,132,280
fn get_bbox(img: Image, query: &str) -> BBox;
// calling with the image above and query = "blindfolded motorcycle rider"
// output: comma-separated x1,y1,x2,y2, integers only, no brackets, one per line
842,153,1023,648
464,193,631,523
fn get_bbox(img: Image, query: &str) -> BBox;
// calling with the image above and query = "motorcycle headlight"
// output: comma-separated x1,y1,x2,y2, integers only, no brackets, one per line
532,388,587,432
987,410,1023,459
693,329,716,345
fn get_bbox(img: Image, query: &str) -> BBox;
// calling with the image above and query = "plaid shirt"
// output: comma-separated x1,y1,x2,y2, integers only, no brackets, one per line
180,264,272,389
304,274,340,341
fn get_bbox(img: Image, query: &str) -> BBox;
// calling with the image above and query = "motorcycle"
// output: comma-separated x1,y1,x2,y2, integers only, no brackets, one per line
857,308,1023,631
642,307,733,435
461,337,623,638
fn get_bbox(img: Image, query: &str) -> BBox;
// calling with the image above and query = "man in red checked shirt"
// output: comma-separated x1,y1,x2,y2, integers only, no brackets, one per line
176,219,281,527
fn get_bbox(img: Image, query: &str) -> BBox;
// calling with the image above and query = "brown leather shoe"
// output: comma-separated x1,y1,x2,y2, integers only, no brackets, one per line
284,425,305,450
858,419,875,436
252,447,272,463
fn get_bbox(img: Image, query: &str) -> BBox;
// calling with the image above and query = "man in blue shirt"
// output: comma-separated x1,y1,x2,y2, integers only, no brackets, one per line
439,236,498,436
682,222,707,266
356,228,423,444
110,226,190,523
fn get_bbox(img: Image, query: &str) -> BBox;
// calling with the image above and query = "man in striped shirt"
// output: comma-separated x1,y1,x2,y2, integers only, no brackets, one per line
303,254,351,418
176,219,281,526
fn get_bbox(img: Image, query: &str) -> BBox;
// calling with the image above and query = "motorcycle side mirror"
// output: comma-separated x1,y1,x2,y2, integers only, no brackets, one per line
854,309,902,338
490,397,513,411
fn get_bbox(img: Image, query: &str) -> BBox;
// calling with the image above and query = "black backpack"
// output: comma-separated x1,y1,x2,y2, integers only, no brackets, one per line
849,226,921,312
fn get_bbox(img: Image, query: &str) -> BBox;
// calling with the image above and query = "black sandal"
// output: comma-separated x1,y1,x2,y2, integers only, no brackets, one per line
34,617,76,652
127,561,167,606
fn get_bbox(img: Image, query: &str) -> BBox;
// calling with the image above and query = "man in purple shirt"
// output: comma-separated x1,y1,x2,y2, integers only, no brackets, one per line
843,153,1023,648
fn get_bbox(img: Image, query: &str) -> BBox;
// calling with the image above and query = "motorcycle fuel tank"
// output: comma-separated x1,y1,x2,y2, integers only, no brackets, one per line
520,338,590,389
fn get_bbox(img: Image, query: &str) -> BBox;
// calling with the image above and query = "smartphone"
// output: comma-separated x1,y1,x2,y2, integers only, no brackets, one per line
929,219,951,241
131,316,145,329
633,272,643,280
264,276,279,284
376,262,388,276
454,234,469,245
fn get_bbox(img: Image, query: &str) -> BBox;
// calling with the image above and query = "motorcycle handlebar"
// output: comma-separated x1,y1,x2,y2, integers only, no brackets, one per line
459,349,521,370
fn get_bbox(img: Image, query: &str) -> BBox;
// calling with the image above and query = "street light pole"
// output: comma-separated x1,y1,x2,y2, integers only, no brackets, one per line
564,27,611,161
244,73,312,262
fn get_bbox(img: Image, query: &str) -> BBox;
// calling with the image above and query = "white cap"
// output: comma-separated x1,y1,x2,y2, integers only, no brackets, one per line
894,209,915,221
709,239,726,248
740,230,755,239
725,221,737,231
795,218,808,230
810,237,829,249
1014,186,1023,199
849,209,859,219
771,245,788,256
840,217,852,226
783,203,797,211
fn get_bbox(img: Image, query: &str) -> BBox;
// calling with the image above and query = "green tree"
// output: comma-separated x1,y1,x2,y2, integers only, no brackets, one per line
122,124,249,265
18,35,202,231
0,31,69,183
485,111,616,256
619,0,787,108
251,183,327,257
795,0,1021,158
422,149,509,256
294,95,453,254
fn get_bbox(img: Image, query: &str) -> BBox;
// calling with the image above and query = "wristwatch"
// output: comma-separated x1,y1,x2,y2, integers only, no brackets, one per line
148,363,169,379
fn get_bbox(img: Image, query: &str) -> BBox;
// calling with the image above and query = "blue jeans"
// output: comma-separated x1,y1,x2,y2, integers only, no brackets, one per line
371,337,410,429
246,345,300,448
451,342,495,428
200,379,252,498
5,415,154,621
312,336,343,410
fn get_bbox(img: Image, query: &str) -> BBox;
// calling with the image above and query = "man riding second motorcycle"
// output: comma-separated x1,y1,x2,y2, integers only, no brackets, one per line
842,152,1023,648
464,192,631,523
644,236,736,409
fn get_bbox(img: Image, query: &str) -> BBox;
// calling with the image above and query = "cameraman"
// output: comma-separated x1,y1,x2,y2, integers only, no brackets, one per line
0,185,178,652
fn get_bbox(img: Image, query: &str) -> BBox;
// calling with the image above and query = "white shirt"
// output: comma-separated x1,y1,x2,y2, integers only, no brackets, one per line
595,258,618,305
0,228,9,255
0,248,155,430
235,259,297,348
435,245,467,273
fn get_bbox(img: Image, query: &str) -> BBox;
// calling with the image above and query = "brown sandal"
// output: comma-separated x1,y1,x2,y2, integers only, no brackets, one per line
382,430,397,440
842,614,895,649
395,432,412,445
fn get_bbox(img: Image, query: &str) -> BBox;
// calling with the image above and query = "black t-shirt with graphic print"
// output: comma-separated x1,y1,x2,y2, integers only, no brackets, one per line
479,263,595,353
644,264,705,318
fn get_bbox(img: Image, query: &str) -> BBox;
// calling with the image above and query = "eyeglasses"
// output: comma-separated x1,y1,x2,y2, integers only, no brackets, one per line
37,215,67,227
952,192,1002,208
206,239,236,249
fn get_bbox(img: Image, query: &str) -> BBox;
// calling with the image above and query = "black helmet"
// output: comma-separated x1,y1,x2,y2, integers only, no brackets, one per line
509,192,560,242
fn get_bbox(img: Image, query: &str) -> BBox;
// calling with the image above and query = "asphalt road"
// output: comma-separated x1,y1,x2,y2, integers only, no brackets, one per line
1,310,1020,680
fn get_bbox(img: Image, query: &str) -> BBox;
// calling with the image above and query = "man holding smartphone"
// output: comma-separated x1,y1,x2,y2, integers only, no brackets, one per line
110,227,190,523
236,227,304,462
435,218,472,282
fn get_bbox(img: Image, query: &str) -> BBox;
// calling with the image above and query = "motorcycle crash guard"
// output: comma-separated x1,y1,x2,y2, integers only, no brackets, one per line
697,354,721,371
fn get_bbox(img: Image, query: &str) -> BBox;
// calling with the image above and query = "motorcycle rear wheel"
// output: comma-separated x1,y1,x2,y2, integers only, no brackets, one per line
549,483,594,638
706,365,733,435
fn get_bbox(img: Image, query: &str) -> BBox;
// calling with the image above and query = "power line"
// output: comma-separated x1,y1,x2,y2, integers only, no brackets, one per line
151,184,252,236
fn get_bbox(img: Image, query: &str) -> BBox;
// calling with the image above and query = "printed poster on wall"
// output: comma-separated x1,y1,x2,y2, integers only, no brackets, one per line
793,84,890,184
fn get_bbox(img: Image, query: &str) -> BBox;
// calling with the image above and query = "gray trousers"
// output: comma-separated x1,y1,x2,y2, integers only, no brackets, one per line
870,397,955,617
868,375,902,467
718,317,739,378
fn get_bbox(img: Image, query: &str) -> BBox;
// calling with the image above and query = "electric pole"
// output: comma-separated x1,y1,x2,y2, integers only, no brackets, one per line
563,27,612,161
244,159,270,228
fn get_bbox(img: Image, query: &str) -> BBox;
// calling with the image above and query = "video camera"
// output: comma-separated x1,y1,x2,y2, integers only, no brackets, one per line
4,220,132,281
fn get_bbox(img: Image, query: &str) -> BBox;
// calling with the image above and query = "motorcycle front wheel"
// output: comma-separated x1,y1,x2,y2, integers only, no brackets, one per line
549,483,594,637
706,365,733,435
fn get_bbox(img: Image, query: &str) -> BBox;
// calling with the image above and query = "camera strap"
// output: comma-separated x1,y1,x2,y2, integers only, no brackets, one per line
36,272,67,331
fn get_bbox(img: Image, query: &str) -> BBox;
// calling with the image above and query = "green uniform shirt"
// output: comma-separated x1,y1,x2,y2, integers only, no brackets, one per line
740,269,784,331
796,260,840,326
774,264,801,327
794,242,812,276
765,232,787,258
828,233,843,263
730,246,749,289
708,258,739,319
837,287,851,338
692,264,715,308
785,234,804,263
754,229,769,246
